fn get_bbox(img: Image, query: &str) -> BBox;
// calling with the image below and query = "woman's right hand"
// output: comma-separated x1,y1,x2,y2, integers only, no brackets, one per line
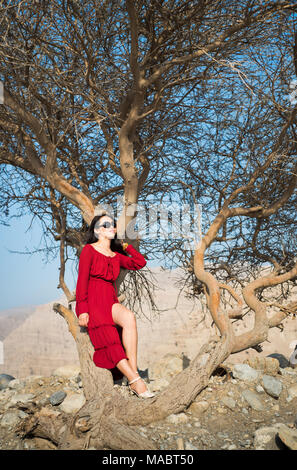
78,313,89,327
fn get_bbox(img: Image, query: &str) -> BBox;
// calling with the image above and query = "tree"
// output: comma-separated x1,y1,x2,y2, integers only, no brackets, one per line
1,0,297,450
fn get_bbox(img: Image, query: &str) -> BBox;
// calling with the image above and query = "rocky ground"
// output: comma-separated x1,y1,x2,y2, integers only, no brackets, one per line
0,354,297,451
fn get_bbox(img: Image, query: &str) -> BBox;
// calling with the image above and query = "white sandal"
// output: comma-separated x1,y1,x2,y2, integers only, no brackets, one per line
128,376,155,398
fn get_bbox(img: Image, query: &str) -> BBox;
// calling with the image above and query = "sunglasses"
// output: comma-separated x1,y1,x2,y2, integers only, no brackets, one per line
98,221,116,229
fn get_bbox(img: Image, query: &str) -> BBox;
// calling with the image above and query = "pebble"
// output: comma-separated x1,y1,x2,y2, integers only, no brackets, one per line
241,390,265,411
287,383,297,401
49,391,67,406
221,396,236,410
59,393,86,414
227,444,237,450
166,413,188,425
8,379,24,390
8,393,35,407
232,364,260,382
262,375,283,399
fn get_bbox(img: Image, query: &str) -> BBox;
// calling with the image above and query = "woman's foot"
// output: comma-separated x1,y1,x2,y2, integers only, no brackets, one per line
129,375,148,394
128,376,155,398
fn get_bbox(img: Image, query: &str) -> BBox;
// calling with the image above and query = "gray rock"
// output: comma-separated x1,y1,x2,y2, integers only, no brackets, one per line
59,393,86,414
287,383,297,402
9,393,35,407
232,364,260,382
227,444,237,450
0,374,15,391
277,425,297,450
241,390,265,411
52,365,80,379
49,390,67,406
221,396,236,410
8,379,24,390
253,423,290,450
262,375,282,399
256,384,265,394
166,413,188,425
0,410,21,428
279,367,297,376
18,410,29,419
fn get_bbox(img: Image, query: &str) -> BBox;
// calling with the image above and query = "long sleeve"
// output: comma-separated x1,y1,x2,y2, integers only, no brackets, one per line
75,245,93,317
118,244,147,270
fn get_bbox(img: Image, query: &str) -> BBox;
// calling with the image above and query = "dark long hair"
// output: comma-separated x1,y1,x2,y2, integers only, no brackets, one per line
85,214,127,255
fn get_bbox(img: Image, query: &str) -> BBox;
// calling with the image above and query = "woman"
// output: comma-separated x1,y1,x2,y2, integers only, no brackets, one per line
75,212,155,399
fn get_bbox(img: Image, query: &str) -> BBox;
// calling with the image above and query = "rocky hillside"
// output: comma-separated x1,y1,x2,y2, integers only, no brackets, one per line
0,356,296,450
0,305,36,341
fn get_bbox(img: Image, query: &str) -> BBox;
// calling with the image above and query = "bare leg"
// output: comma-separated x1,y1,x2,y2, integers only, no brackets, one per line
121,322,138,373
112,303,138,374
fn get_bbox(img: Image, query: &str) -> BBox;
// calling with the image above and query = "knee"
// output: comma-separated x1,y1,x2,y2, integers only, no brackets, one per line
123,310,137,329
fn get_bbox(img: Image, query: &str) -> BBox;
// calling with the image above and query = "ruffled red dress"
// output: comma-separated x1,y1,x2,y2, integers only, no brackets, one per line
75,243,147,379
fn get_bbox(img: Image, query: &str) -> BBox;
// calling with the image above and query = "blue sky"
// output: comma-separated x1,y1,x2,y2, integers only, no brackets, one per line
0,213,69,310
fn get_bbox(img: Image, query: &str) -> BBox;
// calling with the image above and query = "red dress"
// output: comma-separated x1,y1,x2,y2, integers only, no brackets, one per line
75,243,147,377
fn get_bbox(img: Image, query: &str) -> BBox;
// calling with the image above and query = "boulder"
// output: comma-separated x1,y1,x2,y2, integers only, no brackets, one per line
52,365,80,379
232,364,260,382
59,392,85,414
277,425,297,450
261,375,282,399
8,379,25,390
253,423,288,450
0,410,21,428
188,401,209,416
149,353,184,381
0,374,15,391
9,393,35,407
